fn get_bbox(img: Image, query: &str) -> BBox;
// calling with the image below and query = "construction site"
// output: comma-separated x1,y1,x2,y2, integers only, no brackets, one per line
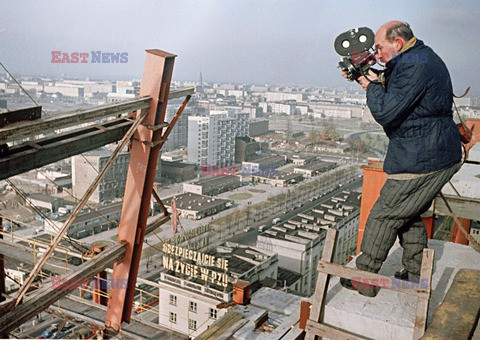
2,2,480,338
0,47,479,339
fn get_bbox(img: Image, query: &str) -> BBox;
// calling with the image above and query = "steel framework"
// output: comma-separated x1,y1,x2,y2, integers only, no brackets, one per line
0,49,192,337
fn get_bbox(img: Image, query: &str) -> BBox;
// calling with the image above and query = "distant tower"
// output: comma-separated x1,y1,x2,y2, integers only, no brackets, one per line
199,72,203,87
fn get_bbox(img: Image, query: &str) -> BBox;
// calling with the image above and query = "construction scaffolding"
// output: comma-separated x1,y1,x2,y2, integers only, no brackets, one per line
0,49,193,338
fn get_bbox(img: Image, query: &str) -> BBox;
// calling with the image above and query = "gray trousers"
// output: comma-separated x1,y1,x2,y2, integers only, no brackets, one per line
356,163,460,277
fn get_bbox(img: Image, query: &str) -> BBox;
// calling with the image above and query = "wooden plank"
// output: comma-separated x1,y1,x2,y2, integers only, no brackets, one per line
434,194,480,221
0,97,150,144
305,228,337,340
422,269,480,339
316,261,427,298
305,319,370,340
0,242,126,335
168,86,195,100
413,248,434,340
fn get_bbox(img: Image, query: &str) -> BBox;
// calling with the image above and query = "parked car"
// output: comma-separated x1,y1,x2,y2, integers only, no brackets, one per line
297,203,303,208
243,226,252,232
258,225,267,232
272,218,281,225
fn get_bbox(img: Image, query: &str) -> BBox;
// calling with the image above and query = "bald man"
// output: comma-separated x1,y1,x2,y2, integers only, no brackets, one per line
340,22,462,297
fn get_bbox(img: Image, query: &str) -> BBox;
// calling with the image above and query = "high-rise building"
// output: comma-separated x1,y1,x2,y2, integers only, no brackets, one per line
72,149,162,204
187,111,249,167
163,99,191,152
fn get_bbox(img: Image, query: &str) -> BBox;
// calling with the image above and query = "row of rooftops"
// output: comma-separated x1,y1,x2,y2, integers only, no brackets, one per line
261,191,361,243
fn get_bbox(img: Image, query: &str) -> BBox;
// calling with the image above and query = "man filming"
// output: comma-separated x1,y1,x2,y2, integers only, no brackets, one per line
340,21,462,297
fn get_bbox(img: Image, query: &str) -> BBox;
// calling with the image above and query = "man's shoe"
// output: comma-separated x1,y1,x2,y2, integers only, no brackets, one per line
394,268,409,280
394,268,420,284
340,278,380,297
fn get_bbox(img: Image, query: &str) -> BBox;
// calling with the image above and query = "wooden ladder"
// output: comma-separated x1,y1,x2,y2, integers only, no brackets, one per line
305,228,434,340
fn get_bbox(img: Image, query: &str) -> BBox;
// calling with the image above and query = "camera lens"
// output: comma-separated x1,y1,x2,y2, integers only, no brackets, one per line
342,40,350,48
359,35,367,43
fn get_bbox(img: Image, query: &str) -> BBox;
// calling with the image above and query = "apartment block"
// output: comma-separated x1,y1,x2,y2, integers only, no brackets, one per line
187,111,249,167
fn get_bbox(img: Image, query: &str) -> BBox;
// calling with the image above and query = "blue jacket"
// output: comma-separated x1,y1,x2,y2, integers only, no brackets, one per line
366,39,462,174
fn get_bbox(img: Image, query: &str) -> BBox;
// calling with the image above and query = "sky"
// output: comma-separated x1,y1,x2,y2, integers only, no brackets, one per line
0,0,479,93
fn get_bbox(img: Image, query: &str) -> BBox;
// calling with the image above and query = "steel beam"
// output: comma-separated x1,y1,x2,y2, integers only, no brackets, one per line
0,242,126,335
105,49,176,330
0,88,193,146
13,109,148,306
0,118,132,181
0,106,42,128
0,97,150,145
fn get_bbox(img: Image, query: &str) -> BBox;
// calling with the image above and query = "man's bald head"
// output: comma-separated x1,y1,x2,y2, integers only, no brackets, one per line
374,21,414,63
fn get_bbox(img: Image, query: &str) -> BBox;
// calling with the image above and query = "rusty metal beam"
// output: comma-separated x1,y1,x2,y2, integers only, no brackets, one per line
0,97,151,145
0,241,126,335
13,108,149,307
0,88,193,146
105,49,176,330
0,106,42,128
0,118,132,181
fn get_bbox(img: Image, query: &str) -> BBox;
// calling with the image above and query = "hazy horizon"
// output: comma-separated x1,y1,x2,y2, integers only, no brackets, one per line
1,1,479,94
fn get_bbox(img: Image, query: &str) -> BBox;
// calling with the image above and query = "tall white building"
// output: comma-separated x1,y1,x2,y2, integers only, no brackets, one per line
163,99,191,152
187,111,249,167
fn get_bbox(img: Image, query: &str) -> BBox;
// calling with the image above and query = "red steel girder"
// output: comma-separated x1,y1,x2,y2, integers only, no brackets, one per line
105,49,176,330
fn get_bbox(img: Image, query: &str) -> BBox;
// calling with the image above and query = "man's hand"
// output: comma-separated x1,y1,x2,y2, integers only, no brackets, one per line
357,69,378,91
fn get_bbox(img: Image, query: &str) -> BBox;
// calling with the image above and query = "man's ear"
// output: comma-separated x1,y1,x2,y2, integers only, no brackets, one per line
394,38,404,51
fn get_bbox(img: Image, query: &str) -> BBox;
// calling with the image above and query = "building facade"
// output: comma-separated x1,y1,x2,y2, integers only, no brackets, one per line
158,242,278,338
256,191,361,295
187,111,249,167
72,149,162,204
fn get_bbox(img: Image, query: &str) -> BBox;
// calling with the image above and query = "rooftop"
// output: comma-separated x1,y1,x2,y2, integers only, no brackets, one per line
193,174,240,187
294,160,336,172
162,242,276,292
197,287,305,340
322,239,480,339
163,192,232,212
243,155,286,166
161,160,194,168
261,192,361,243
